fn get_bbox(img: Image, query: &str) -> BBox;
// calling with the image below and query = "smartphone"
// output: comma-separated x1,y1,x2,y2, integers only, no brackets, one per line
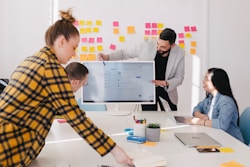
197,148,220,153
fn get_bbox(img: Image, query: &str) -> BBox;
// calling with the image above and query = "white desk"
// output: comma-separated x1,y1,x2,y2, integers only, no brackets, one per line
29,111,250,167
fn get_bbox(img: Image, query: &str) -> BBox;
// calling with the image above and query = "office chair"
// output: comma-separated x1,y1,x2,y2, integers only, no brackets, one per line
77,98,107,111
239,107,250,146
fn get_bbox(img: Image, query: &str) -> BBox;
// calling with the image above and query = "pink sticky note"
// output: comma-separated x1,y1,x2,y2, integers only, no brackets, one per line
145,23,151,28
96,37,103,43
151,30,157,35
191,26,197,32
113,21,119,27
145,30,151,35
184,26,190,32
179,40,185,44
178,33,185,38
81,38,88,43
88,38,95,43
152,23,157,28
109,44,116,50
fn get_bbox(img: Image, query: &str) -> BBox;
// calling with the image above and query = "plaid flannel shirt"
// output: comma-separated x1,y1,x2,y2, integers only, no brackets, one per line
0,47,115,167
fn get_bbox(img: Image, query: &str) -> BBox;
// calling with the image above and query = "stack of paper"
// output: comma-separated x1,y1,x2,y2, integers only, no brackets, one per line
128,149,167,167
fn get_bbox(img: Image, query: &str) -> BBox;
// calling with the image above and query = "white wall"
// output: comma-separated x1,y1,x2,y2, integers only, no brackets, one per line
0,0,51,78
0,0,249,113
208,0,250,112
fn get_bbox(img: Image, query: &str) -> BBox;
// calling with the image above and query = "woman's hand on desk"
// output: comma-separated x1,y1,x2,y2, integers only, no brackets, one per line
111,145,134,167
185,117,204,126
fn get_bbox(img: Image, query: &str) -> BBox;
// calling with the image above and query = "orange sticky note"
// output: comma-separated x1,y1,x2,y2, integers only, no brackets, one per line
80,54,88,61
143,141,157,146
220,161,245,167
127,26,135,34
88,54,96,60
190,48,196,55
113,28,119,34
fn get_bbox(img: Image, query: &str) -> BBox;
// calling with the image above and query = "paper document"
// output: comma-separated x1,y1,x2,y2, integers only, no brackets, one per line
128,149,167,167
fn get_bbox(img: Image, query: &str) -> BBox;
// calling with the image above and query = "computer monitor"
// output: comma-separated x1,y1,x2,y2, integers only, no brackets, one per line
81,61,155,115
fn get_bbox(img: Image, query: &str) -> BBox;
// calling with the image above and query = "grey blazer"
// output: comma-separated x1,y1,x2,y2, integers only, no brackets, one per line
108,39,185,105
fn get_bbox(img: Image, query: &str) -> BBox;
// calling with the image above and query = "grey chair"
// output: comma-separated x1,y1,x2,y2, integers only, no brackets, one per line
239,107,250,146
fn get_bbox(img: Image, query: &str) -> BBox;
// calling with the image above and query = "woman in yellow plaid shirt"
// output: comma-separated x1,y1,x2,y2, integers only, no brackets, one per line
0,8,133,167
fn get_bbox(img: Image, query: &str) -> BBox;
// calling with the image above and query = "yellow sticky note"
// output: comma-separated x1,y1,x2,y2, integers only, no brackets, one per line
97,45,103,51
220,161,245,167
78,20,84,26
179,43,185,49
86,28,92,33
185,33,192,38
96,20,102,26
218,147,234,153
86,20,92,26
89,46,96,53
143,141,157,147
79,28,86,34
119,36,125,42
93,27,99,33
81,46,88,52
158,23,164,29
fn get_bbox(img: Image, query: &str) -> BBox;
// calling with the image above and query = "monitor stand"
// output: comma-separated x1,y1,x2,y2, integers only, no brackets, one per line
106,104,132,116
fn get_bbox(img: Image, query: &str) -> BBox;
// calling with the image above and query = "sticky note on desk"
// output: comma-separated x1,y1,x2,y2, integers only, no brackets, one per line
218,147,234,153
143,141,157,147
220,161,245,167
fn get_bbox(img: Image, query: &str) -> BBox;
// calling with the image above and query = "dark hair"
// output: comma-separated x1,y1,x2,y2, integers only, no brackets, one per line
208,68,239,124
45,8,79,46
159,28,176,45
65,62,89,80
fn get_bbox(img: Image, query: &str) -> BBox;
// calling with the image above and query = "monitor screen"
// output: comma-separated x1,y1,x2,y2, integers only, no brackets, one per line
81,61,155,104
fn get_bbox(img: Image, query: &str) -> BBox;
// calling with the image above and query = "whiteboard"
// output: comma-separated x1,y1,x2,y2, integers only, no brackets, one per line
58,0,207,111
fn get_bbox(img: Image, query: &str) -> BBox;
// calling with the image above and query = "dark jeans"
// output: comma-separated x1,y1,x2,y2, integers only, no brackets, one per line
141,87,177,111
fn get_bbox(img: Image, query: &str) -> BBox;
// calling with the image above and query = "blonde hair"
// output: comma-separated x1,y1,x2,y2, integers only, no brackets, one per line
45,8,79,46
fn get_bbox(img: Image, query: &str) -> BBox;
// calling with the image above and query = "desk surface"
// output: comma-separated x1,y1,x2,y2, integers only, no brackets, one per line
29,111,250,167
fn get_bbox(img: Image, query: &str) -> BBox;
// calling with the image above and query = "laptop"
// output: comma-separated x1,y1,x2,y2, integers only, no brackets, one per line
174,132,221,148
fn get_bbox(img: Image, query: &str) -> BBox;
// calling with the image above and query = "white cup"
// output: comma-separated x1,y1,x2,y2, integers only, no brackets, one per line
133,123,146,137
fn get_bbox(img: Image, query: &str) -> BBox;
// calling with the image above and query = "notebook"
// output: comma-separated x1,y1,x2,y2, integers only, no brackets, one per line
174,132,221,148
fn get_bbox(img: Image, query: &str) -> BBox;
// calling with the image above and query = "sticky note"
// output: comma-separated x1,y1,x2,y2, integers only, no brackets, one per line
157,29,162,35
88,38,95,43
218,147,234,153
190,41,197,47
96,37,103,43
178,33,185,38
81,37,88,43
80,54,88,61
119,36,125,42
113,28,119,34
96,20,102,26
88,54,96,60
179,43,185,49
185,33,192,38
81,46,88,52
97,45,103,51
89,46,96,52
143,141,157,147
179,40,185,44
158,23,164,29
109,44,116,50
93,27,99,33
151,23,157,28
145,22,151,28
220,161,245,167
113,21,119,27
145,30,151,35
127,26,135,34
79,20,84,26
86,20,92,26
151,30,157,35
190,48,196,55
191,26,197,32
184,26,190,32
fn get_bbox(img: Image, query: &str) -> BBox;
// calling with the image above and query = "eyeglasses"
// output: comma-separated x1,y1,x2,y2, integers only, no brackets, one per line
83,81,88,87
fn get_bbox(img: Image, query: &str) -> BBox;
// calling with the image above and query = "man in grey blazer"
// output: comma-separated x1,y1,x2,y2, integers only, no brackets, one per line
99,28,185,111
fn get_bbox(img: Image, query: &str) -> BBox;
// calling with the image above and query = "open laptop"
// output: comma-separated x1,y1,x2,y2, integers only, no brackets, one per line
174,132,221,148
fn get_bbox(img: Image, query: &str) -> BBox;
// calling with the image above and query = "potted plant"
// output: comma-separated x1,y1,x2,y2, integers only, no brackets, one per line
146,123,161,142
